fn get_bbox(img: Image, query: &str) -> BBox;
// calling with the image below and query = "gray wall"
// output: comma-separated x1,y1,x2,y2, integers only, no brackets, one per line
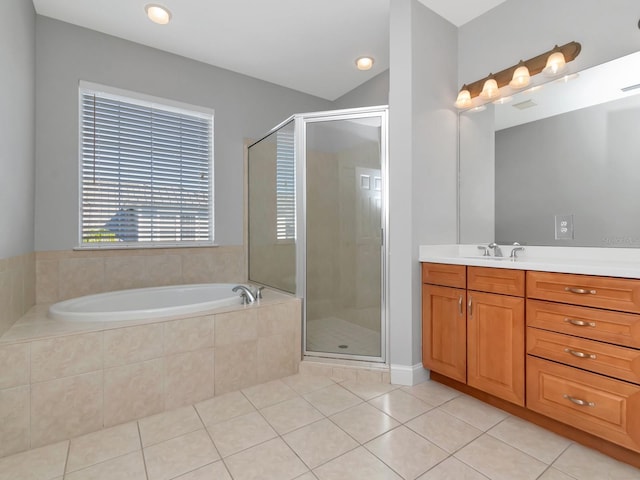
389,0,458,377
1,0,36,258
35,16,333,251
496,94,640,247
333,70,389,109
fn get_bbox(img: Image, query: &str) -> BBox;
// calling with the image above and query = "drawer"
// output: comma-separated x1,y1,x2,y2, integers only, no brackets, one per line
422,263,466,288
468,267,525,296
527,328,640,385
527,271,640,314
527,356,640,452
527,299,640,348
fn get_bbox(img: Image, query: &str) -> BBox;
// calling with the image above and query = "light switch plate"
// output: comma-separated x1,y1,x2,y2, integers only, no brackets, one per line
555,214,574,240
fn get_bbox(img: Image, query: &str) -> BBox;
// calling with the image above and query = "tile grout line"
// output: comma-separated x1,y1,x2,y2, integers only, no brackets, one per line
135,421,149,480
194,400,234,479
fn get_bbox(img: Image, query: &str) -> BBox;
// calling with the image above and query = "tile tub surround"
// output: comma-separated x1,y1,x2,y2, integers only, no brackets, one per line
0,252,36,338
1,376,638,480
35,246,244,304
0,291,301,458
419,244,640,279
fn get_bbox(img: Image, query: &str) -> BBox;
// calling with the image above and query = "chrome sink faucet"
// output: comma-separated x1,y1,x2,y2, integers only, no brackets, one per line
232,285,256,304
488,242,503,257
510,242,525,259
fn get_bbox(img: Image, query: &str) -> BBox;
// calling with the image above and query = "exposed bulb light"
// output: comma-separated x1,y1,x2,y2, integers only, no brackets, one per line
509,65,531,89
454,41,581,107
455,87,472,109
355,57,374,71
145,4,172,25
543,51,567,76
479,78,499,100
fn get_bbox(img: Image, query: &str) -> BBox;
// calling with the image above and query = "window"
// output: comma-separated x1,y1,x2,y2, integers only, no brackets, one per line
276,129,295,240
79,83,213,247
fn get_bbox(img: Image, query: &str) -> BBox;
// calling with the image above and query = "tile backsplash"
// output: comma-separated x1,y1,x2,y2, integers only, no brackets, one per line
36,246,245,304
0,252,36,338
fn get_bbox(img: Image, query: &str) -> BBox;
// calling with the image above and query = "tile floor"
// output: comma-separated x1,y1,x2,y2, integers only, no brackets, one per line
1,375,639,480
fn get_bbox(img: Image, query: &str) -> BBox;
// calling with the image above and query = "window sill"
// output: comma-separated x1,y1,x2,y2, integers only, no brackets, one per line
74,242,219,252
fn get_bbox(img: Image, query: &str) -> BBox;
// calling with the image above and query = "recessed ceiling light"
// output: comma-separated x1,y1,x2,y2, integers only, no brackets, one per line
145,4,172,25
355,57,374,71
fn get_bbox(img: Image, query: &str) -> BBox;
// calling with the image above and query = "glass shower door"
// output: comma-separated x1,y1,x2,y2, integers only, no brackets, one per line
304,113,385,360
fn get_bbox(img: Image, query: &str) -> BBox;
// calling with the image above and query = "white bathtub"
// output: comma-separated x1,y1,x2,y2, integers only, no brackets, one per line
48,283,244,322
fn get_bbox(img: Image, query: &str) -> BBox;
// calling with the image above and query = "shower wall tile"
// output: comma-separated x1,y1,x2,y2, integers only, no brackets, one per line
164,316,214,356
103,359,164,427
30,371,104,447
104,324,163,368
215,309,258,346
30,332,103,383
164,349,215,409
0,386,30,457
0,344,29,390
214,341,258,395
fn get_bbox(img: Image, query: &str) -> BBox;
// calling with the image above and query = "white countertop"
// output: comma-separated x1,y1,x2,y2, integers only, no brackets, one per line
419,245,640,279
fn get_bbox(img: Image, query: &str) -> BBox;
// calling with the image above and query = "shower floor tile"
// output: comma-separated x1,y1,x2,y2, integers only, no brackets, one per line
306,316,380,357
0,377,637,479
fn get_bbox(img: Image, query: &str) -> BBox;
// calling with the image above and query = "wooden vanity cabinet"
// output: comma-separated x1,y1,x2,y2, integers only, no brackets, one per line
467,267,525,406
421,263,525,405
526,271,640,453
422,263,467,383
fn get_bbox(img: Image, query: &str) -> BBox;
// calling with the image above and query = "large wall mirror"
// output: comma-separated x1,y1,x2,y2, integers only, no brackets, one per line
459,50,640,248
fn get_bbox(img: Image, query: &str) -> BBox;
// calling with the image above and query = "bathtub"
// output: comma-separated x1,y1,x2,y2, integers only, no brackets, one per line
48,283,244,322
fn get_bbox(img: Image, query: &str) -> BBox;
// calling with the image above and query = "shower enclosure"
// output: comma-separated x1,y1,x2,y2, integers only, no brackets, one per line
248,106,388,363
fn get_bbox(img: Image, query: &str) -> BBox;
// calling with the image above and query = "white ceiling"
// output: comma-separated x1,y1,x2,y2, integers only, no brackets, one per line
32,0,507,101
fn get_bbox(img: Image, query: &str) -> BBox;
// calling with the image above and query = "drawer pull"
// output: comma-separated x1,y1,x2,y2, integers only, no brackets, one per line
565,287,597,295
458,295,463,315
564,348,597,359
563,394,595,407
564,318,596,327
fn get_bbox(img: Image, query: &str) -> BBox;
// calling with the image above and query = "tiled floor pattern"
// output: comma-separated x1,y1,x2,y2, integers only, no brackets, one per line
1,375,639,480
306,317,380,356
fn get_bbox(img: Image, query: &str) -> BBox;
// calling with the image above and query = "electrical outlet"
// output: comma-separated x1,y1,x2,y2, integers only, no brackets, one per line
555,214,574,240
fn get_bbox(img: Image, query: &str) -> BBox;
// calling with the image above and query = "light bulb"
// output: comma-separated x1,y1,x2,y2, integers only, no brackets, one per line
145,4,172,25
355,57,374,71
480,78,499,100
543,51,566,76
509,65,530,89
455,88,472,109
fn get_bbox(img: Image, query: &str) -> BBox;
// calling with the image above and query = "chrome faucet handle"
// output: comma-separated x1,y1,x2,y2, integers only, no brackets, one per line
488,242,503,257
477,246,491,256
232,285,256,304
510,246,525,259
253,286,265,299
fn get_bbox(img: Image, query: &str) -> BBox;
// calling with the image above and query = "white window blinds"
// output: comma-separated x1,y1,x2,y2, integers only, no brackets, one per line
80,87,213,246
276,130,295,240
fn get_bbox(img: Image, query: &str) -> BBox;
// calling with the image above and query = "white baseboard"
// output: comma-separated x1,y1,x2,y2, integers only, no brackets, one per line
390,363,430,386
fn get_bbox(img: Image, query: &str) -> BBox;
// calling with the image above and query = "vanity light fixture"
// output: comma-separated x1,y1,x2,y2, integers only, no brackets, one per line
355,56,375,71
455,41,581,109
145,4,172,25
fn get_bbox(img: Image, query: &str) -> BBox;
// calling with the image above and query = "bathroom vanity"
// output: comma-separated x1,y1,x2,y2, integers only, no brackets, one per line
420,245,640,466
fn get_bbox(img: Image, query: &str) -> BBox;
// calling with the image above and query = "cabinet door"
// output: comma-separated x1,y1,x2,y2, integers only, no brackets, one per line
422,284,467,383
467,291,525,405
